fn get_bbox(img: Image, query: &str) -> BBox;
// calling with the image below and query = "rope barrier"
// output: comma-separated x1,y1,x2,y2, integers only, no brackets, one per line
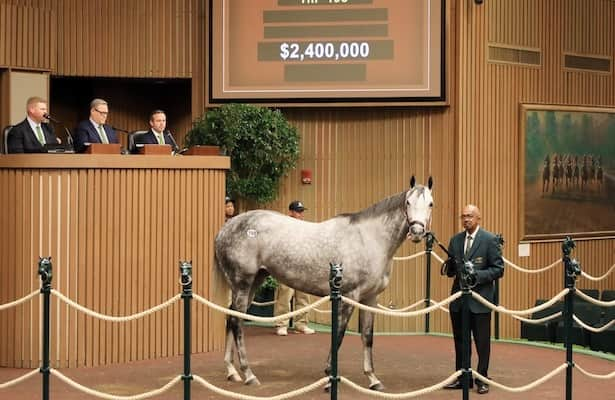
471,289,570,316
575,364,615,380
378,298,426,312
580,263,615,281
193,375,328,400
430,252,446,264
193,293,331,323
50,369,181,400
503,257,563,274
428,299,450,313
340,292,462,317
51,290,181,322
250,300,276,307
0,369,39,389
512,311,562,324
339,371,462,399
0,290,39,311
572,315,615,333
575,290,615,307
392,251,426,261
472,364,567,393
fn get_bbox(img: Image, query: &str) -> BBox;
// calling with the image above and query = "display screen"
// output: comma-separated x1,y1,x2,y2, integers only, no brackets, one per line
209,0,445,105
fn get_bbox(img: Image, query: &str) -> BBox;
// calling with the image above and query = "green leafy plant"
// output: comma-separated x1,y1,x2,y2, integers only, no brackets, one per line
258,276,279,293
186,104,300,204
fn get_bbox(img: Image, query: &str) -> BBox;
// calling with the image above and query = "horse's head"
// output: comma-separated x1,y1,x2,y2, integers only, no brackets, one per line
405,176,434,243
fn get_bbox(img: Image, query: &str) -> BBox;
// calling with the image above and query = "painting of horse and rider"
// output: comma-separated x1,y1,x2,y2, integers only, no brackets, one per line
522,104,615,240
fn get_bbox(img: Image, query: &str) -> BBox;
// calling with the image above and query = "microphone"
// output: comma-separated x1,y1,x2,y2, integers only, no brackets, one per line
43,113,61,124
164,130,181,154
111,126,130,134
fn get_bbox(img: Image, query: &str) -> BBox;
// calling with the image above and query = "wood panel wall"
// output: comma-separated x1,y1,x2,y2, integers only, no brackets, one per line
0,0,192,78
0,155,228,368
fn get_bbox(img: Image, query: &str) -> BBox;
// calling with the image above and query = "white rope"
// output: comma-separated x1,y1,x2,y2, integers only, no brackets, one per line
580,263,615,282
0,368,39,389
193,293,331,323
0,290,39,311
311,307,331,314
472,364,567,393
50,369,181,400
428,299,450,313
575,363,615,380
573,315,615,333
503,257,562,274
512,311,562,324
193,374,328,400
341,292,462,317
431,252,446,264
392,251,426,261
575,290,615,307
339,371,462,399
378,299,426,312
250,300,276,307
471,289,570,316
51,290,181,322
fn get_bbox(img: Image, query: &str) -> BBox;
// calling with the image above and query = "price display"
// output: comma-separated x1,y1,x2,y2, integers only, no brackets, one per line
209,0,445,105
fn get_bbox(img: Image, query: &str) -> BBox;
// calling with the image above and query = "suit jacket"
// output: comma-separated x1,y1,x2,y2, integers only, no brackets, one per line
447,228,504,313
138,130,179,152
74,120,118,153
7,119,57,153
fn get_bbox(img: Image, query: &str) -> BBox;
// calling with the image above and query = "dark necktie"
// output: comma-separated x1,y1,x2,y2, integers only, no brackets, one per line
465,235,473,257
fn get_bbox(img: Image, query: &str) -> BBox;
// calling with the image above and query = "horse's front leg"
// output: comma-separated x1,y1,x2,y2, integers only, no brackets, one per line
359,305,384,391
324,302,354,391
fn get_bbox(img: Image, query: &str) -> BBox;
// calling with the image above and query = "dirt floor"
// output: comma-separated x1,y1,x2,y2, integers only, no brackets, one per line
1,325,614,400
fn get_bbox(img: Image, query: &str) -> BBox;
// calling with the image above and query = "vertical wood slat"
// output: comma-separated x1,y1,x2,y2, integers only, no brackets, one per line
0,157,227,368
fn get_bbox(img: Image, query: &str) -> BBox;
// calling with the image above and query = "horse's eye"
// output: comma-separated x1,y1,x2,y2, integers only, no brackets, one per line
429,202,433,208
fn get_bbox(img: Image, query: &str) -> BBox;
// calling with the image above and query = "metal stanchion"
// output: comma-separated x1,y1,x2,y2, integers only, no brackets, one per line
180,261,193,400
424,232,434,334
562,237,581,400
38,257,53,400
494,234,505,340
329,263,343,400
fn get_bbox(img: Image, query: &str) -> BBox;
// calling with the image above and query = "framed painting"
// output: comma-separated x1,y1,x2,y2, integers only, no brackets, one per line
520,104,615,241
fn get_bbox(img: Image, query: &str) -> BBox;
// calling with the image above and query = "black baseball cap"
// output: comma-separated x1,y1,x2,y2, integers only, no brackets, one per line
288,200,307,212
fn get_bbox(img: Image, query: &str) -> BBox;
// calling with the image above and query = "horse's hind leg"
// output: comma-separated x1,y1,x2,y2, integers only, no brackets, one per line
228,287,261,385
224,320,242,382
359,304,384,391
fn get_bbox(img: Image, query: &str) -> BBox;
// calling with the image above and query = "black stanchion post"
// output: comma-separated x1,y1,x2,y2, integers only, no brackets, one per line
424,232,434,334
494,234,505,340
38,257,53,400
180,261,193,400
459,259,477,400
562,237,581,400
329,263,343,400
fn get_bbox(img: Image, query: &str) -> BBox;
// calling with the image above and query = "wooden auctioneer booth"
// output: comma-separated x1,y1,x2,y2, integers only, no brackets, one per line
0,150,230,368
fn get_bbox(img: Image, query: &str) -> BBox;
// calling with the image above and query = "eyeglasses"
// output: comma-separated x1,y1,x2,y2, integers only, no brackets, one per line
94,109,109,116
460,214,476,219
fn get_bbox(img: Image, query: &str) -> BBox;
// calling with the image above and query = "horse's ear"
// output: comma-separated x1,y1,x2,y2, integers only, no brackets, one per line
410,175,416,188
427,176,433,190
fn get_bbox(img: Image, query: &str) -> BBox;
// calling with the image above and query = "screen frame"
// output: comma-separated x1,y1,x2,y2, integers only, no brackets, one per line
206,0,448,107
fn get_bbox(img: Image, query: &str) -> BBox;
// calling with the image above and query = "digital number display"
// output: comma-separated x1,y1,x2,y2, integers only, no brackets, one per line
209,0,445,105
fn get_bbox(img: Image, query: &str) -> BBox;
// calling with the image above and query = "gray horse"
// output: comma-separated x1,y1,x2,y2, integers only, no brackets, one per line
215,176,434,390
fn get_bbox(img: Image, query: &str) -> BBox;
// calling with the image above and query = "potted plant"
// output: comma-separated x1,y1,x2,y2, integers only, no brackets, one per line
185,103,300,204
247,276,279,317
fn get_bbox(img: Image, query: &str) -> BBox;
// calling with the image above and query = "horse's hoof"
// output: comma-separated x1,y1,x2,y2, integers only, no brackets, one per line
227,373,242,383
245,376,261,386
369,382,385,391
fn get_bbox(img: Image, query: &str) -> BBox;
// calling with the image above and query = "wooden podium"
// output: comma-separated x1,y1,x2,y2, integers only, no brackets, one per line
85,143,122,154
0,154,230,368
184,145,220,156
137,144,172,155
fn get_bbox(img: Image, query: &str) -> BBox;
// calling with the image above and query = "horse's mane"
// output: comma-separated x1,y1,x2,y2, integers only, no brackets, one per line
339,189,410,224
